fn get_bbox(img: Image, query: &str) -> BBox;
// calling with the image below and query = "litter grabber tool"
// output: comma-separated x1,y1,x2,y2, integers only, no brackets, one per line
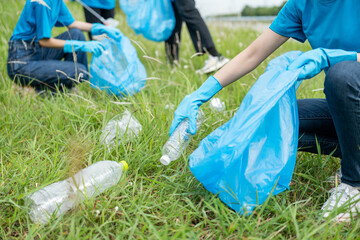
75,0,119,28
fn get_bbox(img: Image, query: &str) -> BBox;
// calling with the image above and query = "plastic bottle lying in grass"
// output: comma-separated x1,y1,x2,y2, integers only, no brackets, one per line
160,109,204,165
209,98,225,112
26,160,128,224
100,110,142,150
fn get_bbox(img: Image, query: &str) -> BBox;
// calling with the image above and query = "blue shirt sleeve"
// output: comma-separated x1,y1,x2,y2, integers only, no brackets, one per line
269,0,306,43
55,1,75,27
34,2,53,39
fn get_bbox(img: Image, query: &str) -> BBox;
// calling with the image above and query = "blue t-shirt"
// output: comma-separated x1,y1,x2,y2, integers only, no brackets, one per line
82,0,115,10
11,0,75,41
270,0,360,52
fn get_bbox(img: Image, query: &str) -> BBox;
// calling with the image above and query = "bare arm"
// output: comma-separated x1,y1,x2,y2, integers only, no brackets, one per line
38,20,94,48
68,20,93,32
39,38,66,49
214,29,289,87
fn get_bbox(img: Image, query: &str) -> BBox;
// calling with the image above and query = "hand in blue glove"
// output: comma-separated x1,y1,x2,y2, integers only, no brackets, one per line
64,40,105,57
288,48,357,80
169,76,223,136
91,23,121,40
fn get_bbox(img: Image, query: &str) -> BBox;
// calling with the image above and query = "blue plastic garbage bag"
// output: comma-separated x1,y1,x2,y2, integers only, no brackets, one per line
189,51,304,214
119,0,175,42
90,35,147,97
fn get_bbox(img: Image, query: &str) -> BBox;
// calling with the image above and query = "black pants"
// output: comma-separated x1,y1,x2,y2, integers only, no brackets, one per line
83,7,115,40
165,0,217,62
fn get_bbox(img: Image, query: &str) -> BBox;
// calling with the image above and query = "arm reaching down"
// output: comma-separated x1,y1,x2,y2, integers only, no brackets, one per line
169,29,289,135
38,21,93,49
68,20,93,32
39,38,66,49
215,28,289,87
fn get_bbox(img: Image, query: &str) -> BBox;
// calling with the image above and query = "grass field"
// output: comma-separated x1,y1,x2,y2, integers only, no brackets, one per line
1,1,360,239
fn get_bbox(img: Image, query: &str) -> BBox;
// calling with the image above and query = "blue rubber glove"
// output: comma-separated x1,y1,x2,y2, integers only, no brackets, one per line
91,23,121,40
169,76,223,136
288,48,357,80
64,40,105,57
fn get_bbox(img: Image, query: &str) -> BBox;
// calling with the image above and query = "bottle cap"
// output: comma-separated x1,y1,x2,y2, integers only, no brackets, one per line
160,155,171,165
120,161,128,171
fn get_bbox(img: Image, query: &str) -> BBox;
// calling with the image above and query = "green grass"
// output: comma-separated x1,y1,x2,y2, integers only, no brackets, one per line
1,0,360,239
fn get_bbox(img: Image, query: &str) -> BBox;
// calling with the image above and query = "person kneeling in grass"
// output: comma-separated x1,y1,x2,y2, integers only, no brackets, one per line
170,0,360,222
7,0,121,94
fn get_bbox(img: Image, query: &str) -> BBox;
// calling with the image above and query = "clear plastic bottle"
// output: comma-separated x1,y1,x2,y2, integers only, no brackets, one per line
100,110,142,150
209,98,225,112
160,110,204,165
26,160,128,224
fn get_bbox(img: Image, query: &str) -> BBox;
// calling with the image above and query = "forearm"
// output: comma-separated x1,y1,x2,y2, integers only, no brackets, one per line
68,20,93,32
214,29,289,87
38,38,66,49
214,46,265,87
358,53,360,62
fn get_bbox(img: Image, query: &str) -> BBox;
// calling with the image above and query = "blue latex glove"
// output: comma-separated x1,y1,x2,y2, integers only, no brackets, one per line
288,48,357,80
64,40,105,57
169,76,223,136
91,23,121,40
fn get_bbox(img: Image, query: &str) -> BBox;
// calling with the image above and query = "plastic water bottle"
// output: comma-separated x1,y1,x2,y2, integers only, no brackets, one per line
160,110,204,165
26,160,128,224
209,98,225,112
100,110,142,150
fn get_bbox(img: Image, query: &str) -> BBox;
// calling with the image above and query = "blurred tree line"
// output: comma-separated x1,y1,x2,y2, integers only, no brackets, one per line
241,1,286,16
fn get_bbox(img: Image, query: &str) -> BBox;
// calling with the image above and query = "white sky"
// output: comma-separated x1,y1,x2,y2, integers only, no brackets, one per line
196,0,286,16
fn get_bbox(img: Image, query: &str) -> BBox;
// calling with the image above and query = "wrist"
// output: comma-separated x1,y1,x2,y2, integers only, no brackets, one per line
195,76,223,102
320,48,358,66
64,40,82,53
202,75,223,94
208,75,223,90
63,40,73,53
91,23,102,34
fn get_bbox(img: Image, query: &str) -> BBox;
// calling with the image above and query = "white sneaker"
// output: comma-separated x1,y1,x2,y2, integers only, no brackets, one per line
196,55,230,74
321,183,360,222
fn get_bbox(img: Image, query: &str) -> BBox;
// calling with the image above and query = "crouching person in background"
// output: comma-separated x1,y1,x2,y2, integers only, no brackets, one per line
7,0,120,94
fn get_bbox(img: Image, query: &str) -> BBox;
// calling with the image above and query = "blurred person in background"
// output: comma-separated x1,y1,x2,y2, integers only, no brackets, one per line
76,0,116,40
165,0,229,74
7,0,120,94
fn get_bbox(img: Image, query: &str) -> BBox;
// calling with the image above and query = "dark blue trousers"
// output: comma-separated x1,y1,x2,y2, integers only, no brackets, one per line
298,61,360,187
7,29,89,91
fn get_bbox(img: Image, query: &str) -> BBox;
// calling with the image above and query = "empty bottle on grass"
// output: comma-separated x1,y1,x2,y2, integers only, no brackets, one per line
26,160,128,224
101,110,142,150
160,110,204,165
209,98,225,112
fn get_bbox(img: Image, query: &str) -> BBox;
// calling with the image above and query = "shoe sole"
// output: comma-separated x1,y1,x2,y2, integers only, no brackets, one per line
196,58,230,74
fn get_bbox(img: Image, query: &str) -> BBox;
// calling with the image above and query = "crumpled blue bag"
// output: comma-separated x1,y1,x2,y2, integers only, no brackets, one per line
189,51,304,214
119,0,175,42
90,34,147,97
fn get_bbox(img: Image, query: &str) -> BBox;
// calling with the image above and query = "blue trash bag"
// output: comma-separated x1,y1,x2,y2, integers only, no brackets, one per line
119,0,175,42
189,51,304,214
90,35,147,97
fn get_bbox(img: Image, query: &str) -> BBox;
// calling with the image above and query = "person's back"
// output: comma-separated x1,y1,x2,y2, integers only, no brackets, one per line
270,0,360,51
